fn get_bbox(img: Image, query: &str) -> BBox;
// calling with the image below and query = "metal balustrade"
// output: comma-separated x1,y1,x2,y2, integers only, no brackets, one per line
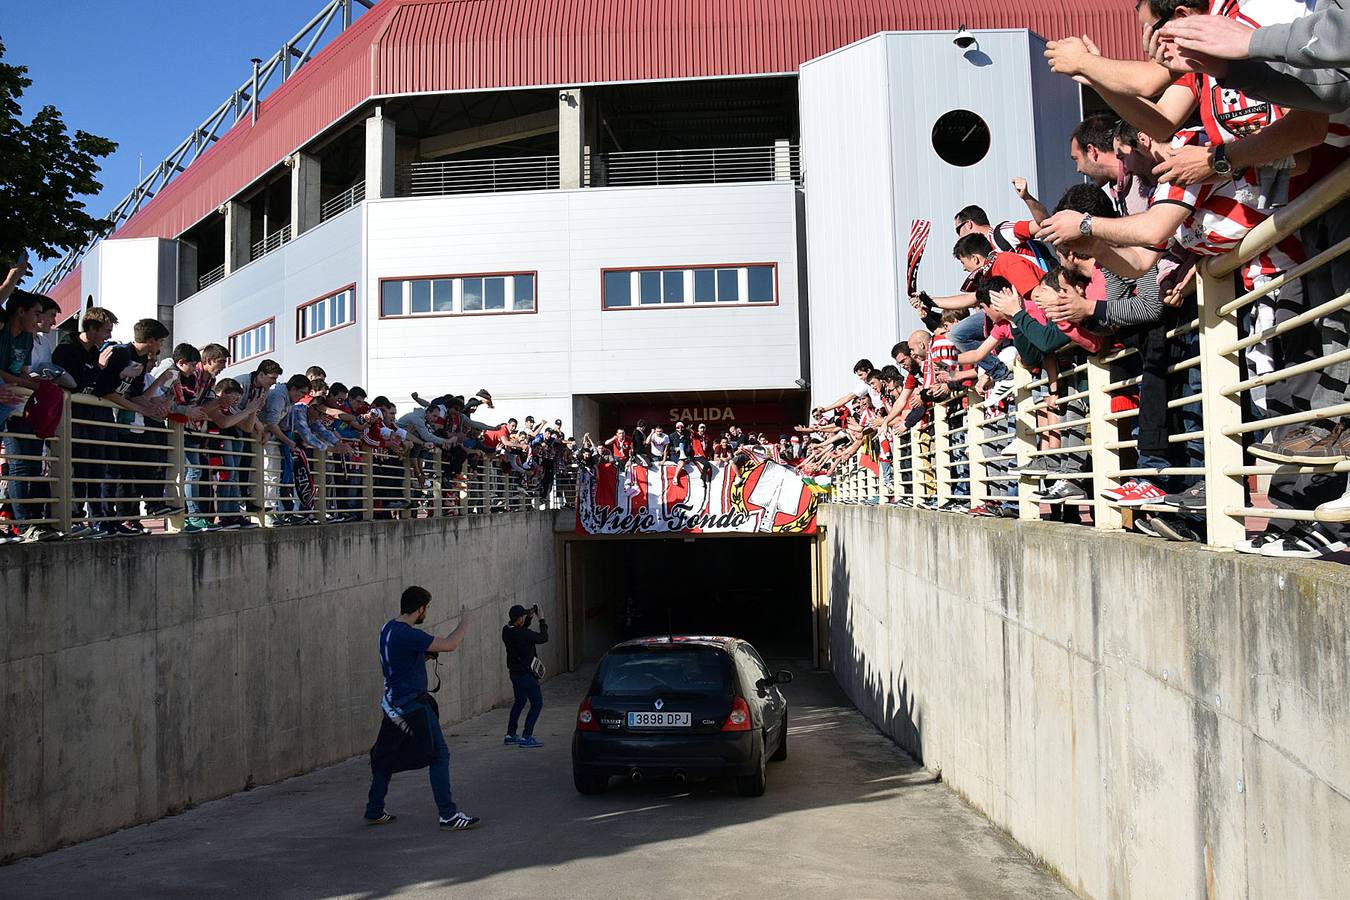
320,180,365,221
198,264,226,291
0,393,575,540
250,224,293,261
827,158,1350,554
597,144,802,187
398,156,561,197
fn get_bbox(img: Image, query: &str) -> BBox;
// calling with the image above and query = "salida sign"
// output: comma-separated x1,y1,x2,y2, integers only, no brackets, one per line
576,459,819,535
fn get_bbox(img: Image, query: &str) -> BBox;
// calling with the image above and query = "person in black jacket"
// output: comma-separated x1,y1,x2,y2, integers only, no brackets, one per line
502,603,548,748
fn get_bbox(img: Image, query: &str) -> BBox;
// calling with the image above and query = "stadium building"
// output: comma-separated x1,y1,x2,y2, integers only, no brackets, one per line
41,0,1136,435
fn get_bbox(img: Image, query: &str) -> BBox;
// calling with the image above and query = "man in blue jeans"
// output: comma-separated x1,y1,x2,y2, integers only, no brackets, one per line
365,586,480,831
502,603,549,748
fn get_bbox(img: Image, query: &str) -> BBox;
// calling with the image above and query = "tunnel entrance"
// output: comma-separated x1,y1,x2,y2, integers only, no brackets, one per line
562,535,820,668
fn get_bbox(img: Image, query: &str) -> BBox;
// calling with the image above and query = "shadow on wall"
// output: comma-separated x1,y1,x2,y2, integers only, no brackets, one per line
828,538,925,765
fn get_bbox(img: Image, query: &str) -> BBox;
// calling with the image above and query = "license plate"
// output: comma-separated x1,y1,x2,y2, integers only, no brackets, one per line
628,711,691,728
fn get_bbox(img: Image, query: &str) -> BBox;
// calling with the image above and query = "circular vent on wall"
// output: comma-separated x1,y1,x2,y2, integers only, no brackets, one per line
931,110,991,168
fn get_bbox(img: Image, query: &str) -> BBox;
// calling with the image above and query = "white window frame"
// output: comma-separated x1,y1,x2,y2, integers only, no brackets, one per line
228,318,275,365
296,285,357,342
602,264,778,310
378,273,537,318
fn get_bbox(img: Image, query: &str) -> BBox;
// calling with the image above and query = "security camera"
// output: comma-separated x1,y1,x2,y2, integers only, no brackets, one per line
953,26,977,49
795,378,810,390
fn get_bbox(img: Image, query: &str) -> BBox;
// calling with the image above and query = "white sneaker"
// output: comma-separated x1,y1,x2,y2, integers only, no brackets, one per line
981,378,1015,408
1315,489,1350,523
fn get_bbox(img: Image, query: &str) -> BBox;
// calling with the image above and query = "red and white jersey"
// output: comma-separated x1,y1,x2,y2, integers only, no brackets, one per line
929,335,958,372
1151,139,1302,284
1173,0,1310,144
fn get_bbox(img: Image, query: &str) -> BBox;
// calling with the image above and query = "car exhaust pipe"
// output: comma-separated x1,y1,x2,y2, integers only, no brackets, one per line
674,770,688,785
629,768,643,784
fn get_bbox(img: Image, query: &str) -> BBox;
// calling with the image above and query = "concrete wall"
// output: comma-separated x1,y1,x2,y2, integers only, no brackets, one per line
821,504,1350,900
0,513,560,862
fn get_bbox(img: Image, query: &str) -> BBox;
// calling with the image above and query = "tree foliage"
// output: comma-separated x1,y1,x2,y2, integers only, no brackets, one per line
0,36,117,269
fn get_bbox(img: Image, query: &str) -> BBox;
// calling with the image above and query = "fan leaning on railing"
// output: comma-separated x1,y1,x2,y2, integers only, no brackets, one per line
826,158,1350,556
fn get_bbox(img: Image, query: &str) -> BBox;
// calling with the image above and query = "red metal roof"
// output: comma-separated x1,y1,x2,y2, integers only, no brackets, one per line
112,0,1138,246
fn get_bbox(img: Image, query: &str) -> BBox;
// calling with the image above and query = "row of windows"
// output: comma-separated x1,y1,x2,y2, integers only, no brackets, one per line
379,273,536,319
226,264,777,363
602,265,776,309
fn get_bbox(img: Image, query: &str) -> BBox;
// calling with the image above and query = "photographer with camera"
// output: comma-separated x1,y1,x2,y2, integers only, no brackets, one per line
365,586,480,832
501,603,548,749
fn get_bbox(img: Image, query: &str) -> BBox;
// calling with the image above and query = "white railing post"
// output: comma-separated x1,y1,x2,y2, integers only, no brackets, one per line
314,450,328,521
934,402,951,503
1014,363,1038,520
53,392,74,534
1196,270,1246,550
167,424,187,533
1086,355,1124,531
967,392,987,508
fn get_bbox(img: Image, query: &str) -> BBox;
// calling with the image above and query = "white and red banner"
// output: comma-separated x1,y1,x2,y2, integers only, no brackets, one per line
577,460,819,535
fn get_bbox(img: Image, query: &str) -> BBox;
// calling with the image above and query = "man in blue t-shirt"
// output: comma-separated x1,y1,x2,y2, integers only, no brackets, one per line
365,585,480,831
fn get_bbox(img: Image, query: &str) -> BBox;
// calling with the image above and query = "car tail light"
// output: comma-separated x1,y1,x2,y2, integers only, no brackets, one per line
721,696,751,732
577,697,599,731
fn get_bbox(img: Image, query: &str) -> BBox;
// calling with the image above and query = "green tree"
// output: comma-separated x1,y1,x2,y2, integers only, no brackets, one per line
0,36,117,270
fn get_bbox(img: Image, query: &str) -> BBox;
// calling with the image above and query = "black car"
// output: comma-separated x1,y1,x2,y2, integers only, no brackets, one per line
571,636,792,797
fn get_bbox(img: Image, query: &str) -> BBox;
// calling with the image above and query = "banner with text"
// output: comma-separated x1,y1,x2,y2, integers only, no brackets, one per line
576,460,819,535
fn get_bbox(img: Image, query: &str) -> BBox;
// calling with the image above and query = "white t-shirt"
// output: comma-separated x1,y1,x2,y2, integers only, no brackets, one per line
649,431,670,457
850,380,883,409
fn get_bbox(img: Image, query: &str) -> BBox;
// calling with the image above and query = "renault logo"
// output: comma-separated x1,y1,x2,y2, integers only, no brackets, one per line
654,699,664,710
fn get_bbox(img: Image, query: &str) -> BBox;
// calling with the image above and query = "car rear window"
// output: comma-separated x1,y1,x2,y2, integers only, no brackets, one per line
595,647,732,698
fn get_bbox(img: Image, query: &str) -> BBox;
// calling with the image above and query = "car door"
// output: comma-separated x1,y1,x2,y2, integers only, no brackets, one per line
737,643,785,749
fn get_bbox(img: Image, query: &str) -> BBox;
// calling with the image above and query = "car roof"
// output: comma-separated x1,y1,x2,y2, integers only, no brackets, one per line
612,635,740,651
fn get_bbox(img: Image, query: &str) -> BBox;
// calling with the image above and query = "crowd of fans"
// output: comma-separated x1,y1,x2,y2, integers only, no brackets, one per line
3,0,1346,560
792,0,1350,559
0,283,579,541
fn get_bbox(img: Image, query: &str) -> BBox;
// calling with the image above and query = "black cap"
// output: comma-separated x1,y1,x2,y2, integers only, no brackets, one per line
508,604,528,621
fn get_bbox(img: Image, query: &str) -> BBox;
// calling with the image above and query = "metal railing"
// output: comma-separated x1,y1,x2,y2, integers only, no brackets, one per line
198,264,226,291
250,224,293,261
0,393,575,540
320,180,365,221
398,156,561,197
827,158,1350,555
595,144,802,187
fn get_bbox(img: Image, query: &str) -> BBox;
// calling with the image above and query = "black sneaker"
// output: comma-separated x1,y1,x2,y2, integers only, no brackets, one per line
439,812,481,831
364,811,397,826
1150,514,1200,543
145,503,183,518
1235,531,1281,554
1260,523,1346,559
116,522,146,536
1135,516,1163,538
1161,483,1206,512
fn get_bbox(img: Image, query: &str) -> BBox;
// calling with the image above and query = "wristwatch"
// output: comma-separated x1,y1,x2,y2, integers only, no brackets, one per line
1078,214,1094,237
1210,143,1233,177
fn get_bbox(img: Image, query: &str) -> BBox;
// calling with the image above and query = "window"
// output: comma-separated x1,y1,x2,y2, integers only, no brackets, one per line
378,272,538,317
603,270,631,308
297,285,357,342
228,318,275,364
602,264,778,309
932,109,991,168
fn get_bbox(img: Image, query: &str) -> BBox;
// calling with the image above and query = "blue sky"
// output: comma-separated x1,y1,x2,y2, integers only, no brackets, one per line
4,1,369,275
